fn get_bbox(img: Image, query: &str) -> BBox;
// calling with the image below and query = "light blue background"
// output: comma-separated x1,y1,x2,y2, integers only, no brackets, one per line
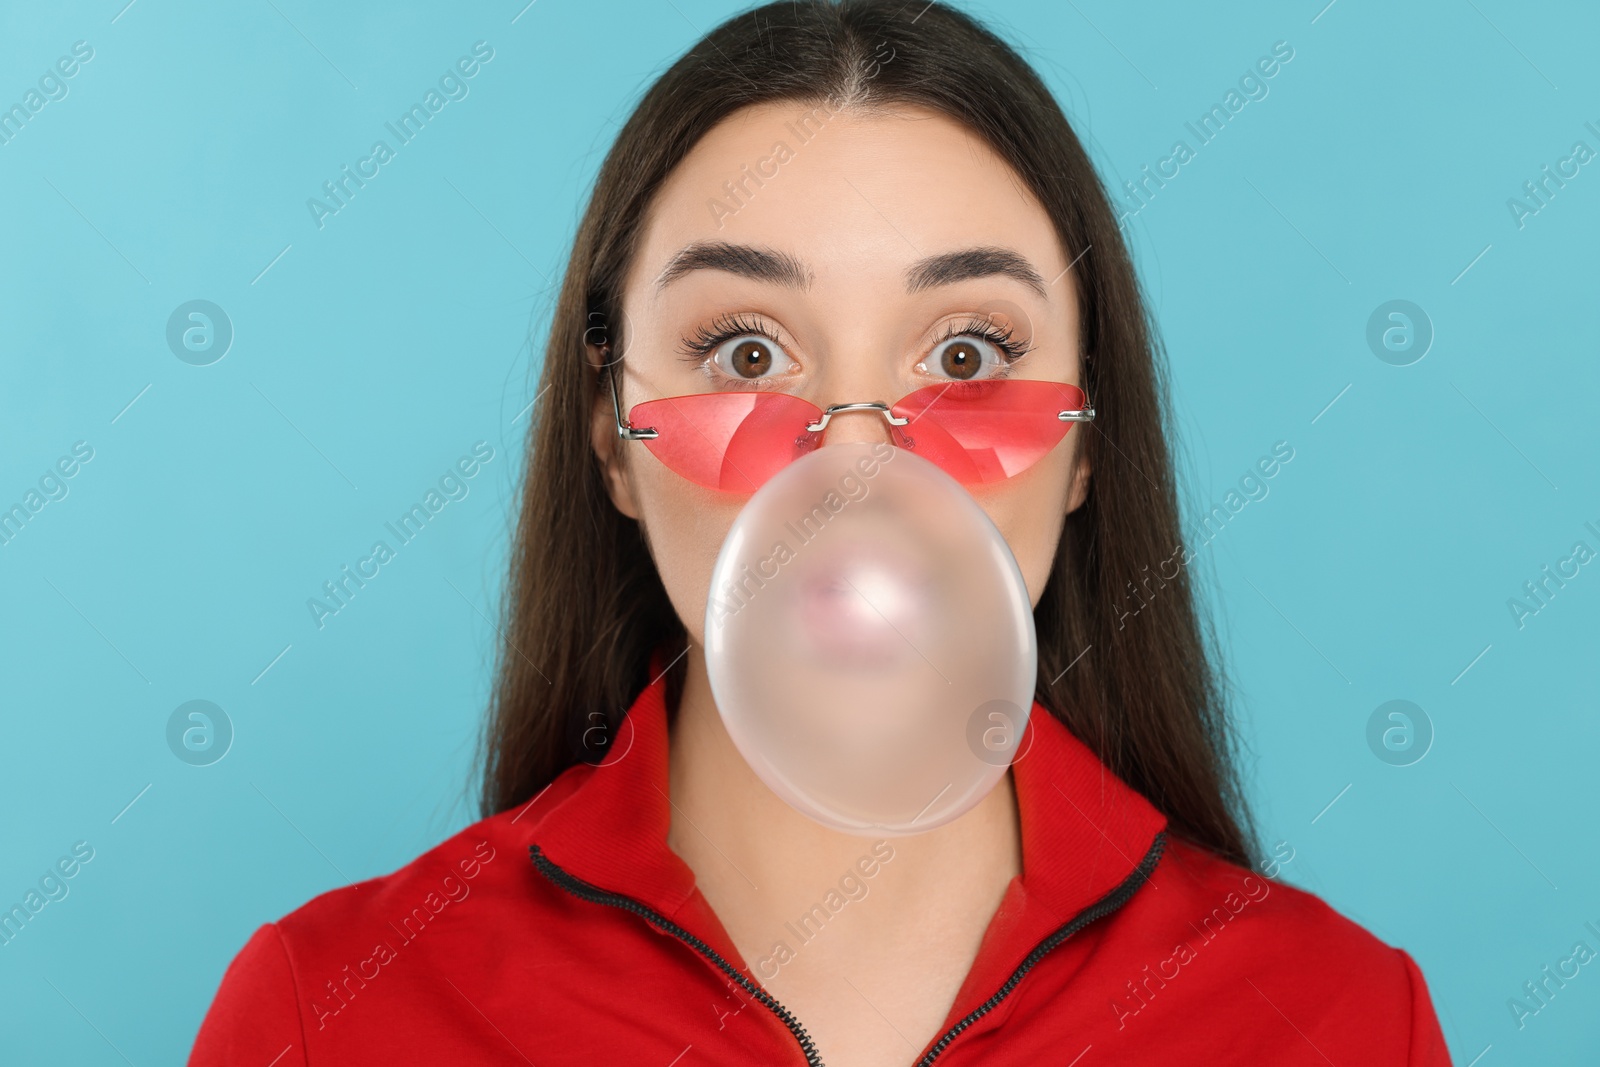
2,0,1595,1063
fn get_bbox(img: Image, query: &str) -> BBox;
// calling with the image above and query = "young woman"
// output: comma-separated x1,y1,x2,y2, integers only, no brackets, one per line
190,3,1452,1064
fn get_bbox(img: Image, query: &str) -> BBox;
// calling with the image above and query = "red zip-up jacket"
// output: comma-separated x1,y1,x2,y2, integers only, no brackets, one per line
189,661,1453,1065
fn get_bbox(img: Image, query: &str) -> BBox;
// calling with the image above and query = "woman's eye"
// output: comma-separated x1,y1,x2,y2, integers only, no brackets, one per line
712,334,793,380
923,335,1005,381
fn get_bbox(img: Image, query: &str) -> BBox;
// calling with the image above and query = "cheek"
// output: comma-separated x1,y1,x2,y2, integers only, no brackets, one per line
968,443,1074,608
629,458,745,646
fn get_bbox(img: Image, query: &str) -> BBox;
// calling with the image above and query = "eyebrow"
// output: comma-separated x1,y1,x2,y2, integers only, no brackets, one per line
655,241,1049,298
656,242,812,292
905,246,1047,298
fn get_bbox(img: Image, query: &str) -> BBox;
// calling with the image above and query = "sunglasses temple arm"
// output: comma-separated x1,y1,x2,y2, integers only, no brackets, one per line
1058,405,1097,423
608,365,659,440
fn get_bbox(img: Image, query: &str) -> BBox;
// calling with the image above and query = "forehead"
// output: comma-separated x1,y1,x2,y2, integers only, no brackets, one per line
628,101,1069,299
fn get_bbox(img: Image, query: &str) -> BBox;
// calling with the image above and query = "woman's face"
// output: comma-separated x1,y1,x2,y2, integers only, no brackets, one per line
590,102,1090,647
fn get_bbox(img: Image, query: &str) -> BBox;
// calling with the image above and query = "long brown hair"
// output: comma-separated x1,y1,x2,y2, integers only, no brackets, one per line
481,0,1256,868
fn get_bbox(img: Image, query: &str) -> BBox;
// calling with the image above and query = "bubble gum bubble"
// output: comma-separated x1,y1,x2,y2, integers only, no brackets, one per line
704,442,1036,836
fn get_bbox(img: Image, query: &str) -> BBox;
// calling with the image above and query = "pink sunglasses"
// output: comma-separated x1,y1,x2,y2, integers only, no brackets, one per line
608,365,1094,493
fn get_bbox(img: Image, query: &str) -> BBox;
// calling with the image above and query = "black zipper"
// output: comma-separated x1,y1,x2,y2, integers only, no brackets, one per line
529,843,825,1065
913,831,1166,1064
529,831,1165,1066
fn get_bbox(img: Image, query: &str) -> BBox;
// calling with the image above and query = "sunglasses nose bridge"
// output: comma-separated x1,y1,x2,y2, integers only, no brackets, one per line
804,401,909,440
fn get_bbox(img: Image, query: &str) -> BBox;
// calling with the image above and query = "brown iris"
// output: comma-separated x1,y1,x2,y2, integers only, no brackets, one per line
731,339,773,378
940,340,983,380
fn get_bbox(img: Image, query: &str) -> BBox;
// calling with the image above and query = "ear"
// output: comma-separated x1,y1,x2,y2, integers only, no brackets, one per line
1065,440,1092,514
589,349,642,520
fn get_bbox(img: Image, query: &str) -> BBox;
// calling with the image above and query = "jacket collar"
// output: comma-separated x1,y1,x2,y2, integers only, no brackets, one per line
529,646,1167,1019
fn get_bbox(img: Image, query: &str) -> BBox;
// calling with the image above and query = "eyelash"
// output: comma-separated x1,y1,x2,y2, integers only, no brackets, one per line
930,317,1034,364
677,312,774,363
676,314,1035,371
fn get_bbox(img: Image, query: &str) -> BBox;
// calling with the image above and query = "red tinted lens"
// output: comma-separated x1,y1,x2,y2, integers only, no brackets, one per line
631,392,822,492
890,379,1087,483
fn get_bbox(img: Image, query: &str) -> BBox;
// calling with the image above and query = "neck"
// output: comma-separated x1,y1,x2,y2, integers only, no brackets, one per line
665,641,1023,943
